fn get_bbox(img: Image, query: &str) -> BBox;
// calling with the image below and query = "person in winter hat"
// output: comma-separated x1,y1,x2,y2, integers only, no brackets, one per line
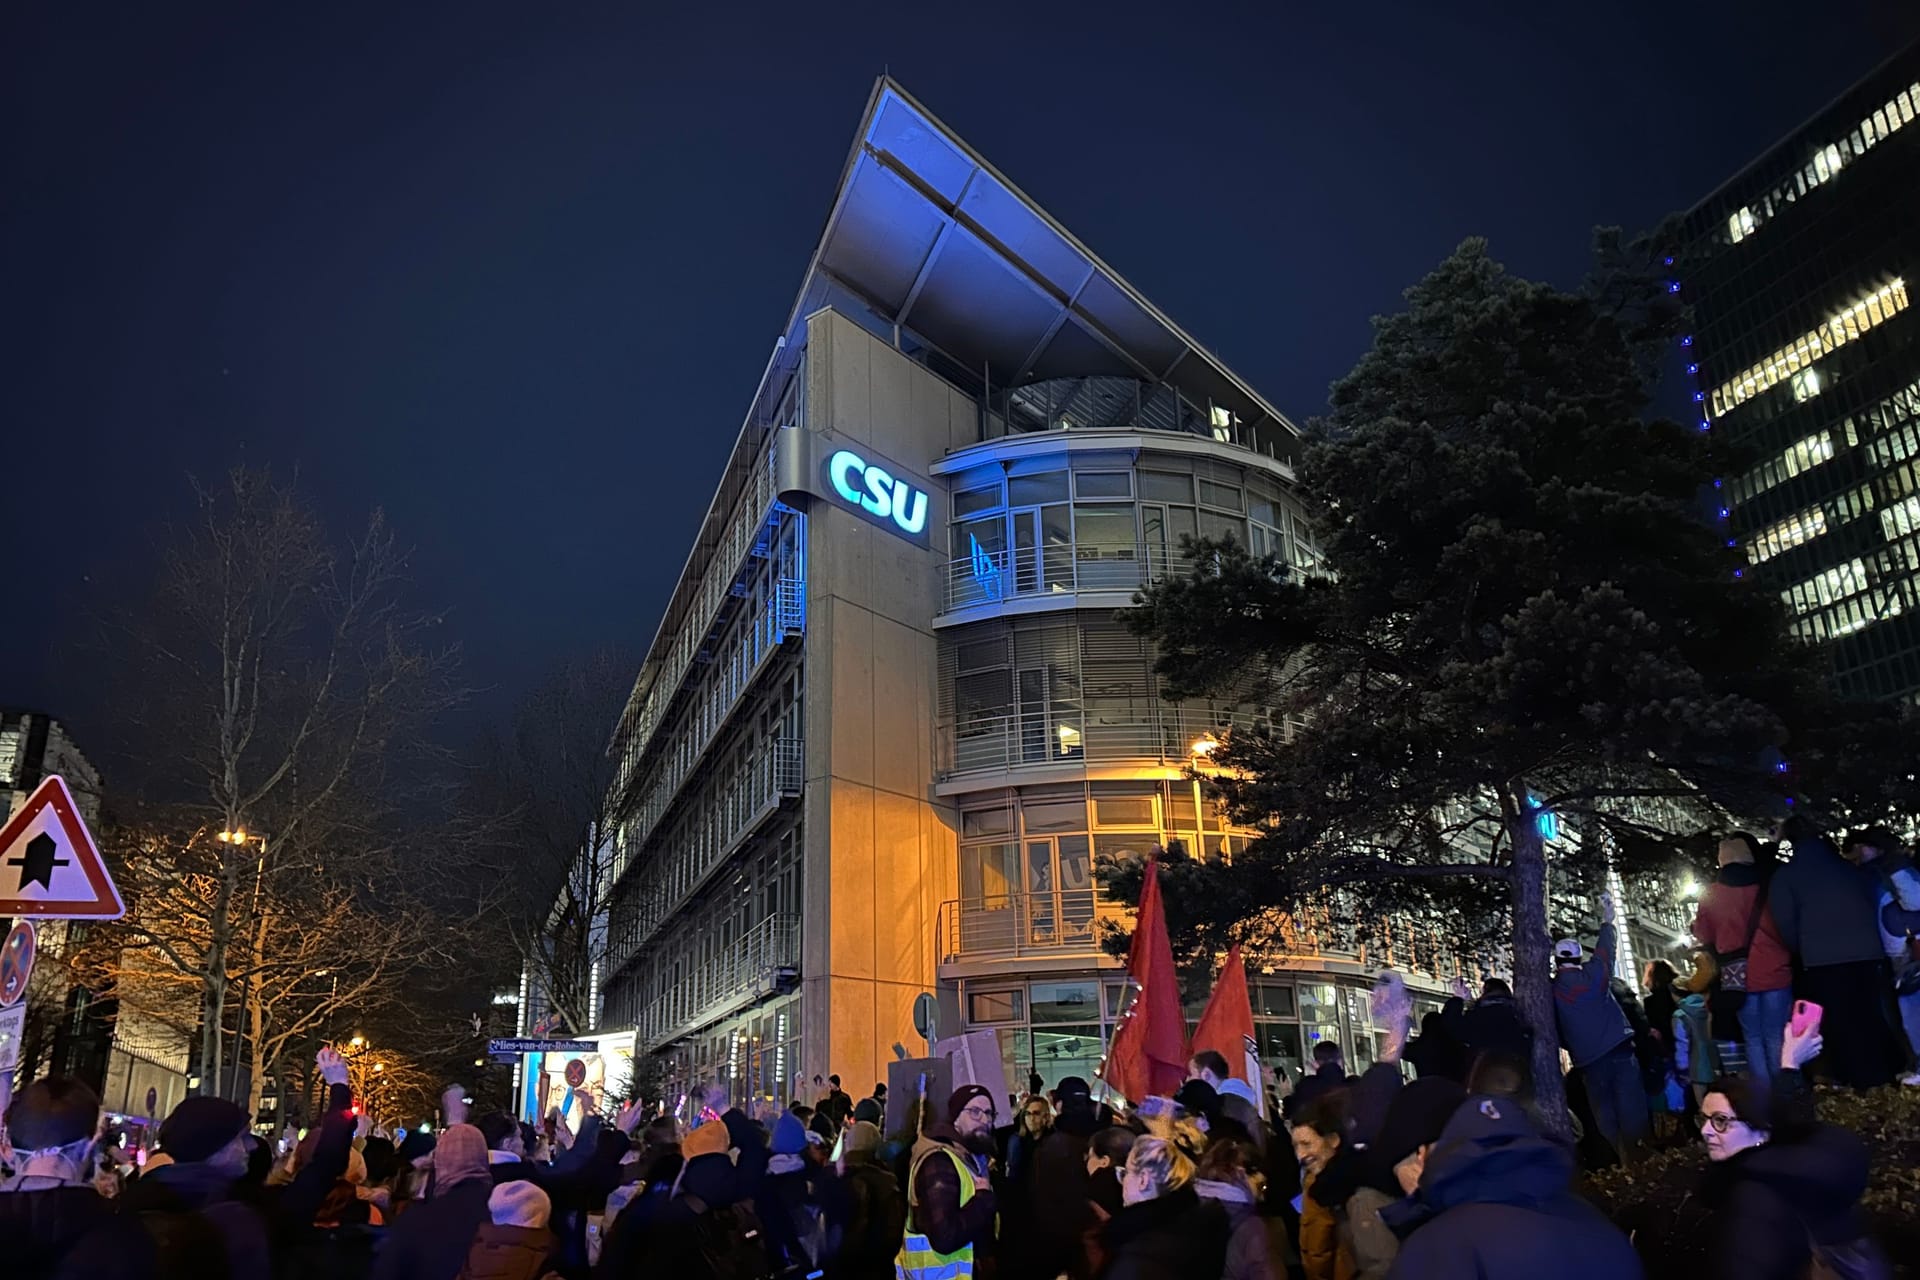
1552,892,1648,1165
904,1084,999,1277
0,1076,148,1280
454,1181,556,1280
1381,1092,1641,1279
763,1108,826,1273
372,1124,498,1280
123,1047,355,1280
1028,1075,1104,1280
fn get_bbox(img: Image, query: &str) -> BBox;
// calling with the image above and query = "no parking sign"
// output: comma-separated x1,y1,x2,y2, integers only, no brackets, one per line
0,921,35,1008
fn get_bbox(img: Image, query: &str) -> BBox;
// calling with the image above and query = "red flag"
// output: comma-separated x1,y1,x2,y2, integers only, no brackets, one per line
1100,859,1188,1104
1191,943,1257,1081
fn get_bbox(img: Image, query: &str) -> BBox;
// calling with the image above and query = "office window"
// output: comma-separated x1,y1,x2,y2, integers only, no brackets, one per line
969,990,1023,1023
1711,279,1909,415
1074,471,1132,499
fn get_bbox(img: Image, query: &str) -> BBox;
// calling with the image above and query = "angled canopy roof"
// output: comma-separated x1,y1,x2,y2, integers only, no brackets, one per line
775,77,1298,452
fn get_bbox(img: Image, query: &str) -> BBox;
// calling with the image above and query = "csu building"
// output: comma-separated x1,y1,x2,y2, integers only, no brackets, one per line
600,80,1476,1106
1684,43,1920,700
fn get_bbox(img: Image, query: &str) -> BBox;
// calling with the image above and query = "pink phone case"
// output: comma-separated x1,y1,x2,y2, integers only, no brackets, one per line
1789,999,1823,1037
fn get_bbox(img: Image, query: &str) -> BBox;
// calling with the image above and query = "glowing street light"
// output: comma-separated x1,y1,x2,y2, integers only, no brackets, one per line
1190,734,1219,758
349,1034,366,1048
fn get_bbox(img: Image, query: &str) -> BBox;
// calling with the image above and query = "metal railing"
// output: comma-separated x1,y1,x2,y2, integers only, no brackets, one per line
618,584,805,861
943,541,1192,613
934,889,1489,981
937,707,1284,778
638,912,800,1049
937,890,1130,964
615,735,804,958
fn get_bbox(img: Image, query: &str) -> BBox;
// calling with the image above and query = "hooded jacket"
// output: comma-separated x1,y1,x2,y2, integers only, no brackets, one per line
1382,1095,1641,1280
614,1151,744,1278
1692,862,1791,991
369,1175,495,1280
1552,923,1635,1068
1096,1184,1229,1280
1193,1179,1274,1280
1698,1123,1872,1280
1770,836,1884,968
456,1223,556,1280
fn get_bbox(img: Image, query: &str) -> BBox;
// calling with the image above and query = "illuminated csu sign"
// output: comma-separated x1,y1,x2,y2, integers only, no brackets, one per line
826,449,930,539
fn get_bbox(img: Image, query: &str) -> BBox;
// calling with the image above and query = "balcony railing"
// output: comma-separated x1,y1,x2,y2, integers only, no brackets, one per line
942,541,1194,614
618,734,804,956
934,892,1484,984
638,912,800,1049
937,891,1132,965
937,707,1282,779
617,584,805,862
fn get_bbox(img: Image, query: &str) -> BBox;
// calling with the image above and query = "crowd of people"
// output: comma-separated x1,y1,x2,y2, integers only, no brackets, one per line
2,818,1911,1279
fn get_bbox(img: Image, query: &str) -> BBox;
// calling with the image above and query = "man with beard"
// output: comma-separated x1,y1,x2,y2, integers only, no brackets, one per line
899,1084,999,1280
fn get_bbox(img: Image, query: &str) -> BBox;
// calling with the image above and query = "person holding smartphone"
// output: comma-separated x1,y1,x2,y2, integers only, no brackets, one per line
1689,1010,1888,1279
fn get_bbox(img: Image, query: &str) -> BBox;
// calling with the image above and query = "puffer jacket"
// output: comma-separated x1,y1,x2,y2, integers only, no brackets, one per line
1382,1094,1641,1280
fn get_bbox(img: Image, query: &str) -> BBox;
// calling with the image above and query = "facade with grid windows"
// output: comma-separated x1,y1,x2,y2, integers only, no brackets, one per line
1685,43,1920,699
597,80,1519,1109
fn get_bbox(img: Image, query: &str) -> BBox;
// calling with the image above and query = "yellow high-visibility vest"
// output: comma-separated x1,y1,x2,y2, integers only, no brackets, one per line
896,1146,979,1280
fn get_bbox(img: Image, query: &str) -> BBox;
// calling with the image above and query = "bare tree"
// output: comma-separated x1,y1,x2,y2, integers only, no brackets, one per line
98,467,462,1099
461,648,633,1038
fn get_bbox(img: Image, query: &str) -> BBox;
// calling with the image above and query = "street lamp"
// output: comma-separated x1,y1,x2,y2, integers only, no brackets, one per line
350,1035,366,1048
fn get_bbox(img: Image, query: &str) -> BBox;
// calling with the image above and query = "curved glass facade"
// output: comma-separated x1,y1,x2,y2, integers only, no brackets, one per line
938,441,1320,615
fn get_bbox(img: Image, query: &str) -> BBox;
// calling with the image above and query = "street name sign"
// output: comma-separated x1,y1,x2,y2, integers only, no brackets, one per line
0,776,123,919
486,1038,595,1055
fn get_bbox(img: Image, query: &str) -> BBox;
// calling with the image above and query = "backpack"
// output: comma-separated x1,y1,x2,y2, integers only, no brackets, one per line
678,1194,777,1280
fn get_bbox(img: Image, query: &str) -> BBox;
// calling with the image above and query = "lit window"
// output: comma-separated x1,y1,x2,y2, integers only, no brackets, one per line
1716,82,1919,247
1792,369,1823,402
1710,280,1909,415
1748,506,1828,564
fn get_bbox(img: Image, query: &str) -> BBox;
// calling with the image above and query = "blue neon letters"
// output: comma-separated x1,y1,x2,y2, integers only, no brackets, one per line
827,449,928,536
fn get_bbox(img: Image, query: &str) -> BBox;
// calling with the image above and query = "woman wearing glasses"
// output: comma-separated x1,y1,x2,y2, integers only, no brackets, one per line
1096,1115,1229,1280
1693,1021,1884,1279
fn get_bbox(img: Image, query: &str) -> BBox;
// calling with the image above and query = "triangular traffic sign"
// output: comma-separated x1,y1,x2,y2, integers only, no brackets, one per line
0,775,123,920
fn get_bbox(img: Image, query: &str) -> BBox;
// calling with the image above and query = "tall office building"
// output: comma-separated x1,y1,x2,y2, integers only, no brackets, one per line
597,80,1501,1106
1684,44,1920,699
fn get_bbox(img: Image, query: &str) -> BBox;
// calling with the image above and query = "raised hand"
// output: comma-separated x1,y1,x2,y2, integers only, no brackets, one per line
614,1100,645,1136
442,1084,470,1127
317,1046,349,1087
1598,892,1617,924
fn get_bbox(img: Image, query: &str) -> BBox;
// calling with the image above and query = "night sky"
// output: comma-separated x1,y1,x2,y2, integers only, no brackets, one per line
5,2,1916,757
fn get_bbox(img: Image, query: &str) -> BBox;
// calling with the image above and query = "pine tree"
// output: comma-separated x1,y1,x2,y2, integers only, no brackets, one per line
1122,234,1914,1134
